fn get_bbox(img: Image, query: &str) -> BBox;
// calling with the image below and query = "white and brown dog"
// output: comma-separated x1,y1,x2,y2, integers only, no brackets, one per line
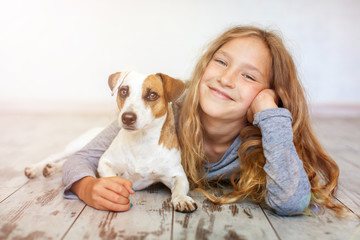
25,71,197,213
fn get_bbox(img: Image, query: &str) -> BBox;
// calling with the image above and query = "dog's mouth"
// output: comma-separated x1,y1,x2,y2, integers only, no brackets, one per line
122,125,137,131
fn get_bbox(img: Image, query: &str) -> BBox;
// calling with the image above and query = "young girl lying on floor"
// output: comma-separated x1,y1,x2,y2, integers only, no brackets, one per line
62,25,345,216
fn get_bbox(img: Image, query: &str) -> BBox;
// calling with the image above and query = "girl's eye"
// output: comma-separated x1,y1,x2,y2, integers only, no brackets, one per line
243,74,255,81
215,59,227,66
119,87,128,97
147,92,159,101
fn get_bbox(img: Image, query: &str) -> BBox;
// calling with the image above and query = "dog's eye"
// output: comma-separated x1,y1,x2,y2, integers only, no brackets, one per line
119,87,129,98
147,92,159,101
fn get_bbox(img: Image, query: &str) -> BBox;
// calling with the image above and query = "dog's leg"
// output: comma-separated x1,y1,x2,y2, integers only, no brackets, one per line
97,158,117,177
166,175,198,213
24,151,70,179
25,127,104,178
42,158,67,177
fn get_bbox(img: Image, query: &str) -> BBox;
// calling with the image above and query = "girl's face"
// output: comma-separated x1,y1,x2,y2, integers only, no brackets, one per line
199,36,271,122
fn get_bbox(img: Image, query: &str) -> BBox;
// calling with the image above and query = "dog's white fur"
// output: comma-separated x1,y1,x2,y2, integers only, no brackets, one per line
25,71,197,212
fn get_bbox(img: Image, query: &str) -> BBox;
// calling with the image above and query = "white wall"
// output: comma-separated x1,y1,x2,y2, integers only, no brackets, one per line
1,0,359,112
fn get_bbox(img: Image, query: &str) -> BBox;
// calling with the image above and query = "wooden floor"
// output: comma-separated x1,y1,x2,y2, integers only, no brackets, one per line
0,112,359,240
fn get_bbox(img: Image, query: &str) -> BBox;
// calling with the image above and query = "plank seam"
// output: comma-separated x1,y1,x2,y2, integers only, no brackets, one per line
61,204,87,240
259,204,282,240
170,206,174,240
334,196,360,219
0,180,30,204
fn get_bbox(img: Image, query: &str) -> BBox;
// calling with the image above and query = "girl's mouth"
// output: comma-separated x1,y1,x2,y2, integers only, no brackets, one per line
209,87,233,101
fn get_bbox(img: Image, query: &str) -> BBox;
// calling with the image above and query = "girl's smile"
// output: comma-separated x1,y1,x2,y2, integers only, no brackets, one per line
208,86,234,101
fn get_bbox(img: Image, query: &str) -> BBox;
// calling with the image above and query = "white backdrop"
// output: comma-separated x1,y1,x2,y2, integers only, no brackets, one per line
1,0,359,112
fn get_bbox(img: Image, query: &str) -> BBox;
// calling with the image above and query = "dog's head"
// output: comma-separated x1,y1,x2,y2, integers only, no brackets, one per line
108,71,185,131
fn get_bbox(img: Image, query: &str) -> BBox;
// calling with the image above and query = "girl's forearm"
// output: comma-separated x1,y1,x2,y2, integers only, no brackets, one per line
254,108,311,215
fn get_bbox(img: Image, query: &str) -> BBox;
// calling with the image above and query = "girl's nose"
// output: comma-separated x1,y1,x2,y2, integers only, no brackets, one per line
218,69,235,88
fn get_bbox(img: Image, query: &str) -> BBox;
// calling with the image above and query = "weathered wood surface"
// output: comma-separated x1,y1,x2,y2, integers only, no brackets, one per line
1,113,360,240
0,173,85,239
313,117,360,216
172,191,278,240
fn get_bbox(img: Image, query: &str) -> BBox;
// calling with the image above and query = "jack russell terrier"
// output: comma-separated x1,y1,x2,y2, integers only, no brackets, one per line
25,71,198,213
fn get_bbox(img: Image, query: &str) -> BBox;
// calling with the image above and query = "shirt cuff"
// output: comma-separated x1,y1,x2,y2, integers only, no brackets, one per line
253,108,292,127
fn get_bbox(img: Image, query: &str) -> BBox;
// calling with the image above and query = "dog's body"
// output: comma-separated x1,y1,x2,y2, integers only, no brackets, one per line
25,71,197,212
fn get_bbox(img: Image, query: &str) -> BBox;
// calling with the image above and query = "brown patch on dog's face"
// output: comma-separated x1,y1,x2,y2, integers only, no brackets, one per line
116,85,129,111
142,75,167,118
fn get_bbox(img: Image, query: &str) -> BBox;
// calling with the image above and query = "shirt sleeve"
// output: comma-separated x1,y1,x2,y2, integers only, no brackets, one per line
253,108,311,215
62,120,120,199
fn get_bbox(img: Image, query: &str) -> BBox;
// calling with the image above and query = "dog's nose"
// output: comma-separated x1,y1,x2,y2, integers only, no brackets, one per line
122,112,137,125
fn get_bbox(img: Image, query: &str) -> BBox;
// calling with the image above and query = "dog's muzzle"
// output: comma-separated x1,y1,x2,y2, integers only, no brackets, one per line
122,112,137,130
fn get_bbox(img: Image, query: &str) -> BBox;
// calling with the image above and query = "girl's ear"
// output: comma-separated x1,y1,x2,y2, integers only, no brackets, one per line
156,73,186,102
108,72,122,96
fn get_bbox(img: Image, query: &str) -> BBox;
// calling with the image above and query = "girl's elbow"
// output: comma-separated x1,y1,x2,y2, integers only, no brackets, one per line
267,192,311,216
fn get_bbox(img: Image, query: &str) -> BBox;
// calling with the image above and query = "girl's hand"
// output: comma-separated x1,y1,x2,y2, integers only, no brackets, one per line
247,89,279,123
70,176,135,212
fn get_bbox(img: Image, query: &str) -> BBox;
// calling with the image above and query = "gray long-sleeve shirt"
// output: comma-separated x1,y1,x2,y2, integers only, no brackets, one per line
62,108,311,216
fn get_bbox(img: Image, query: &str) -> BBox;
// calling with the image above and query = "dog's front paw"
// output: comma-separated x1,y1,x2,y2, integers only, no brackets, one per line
24,167,38,179
171,195,198,213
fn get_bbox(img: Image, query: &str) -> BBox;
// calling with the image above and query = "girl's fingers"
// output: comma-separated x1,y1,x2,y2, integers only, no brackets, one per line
91,186,132,212
250,89,279,114
97,177,134,198
247,108,254,123
112,177,136,195
101,188,131,205
96,195,132,212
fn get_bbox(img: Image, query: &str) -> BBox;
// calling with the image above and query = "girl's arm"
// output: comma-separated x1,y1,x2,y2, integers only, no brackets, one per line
249,89,311,215
254,108,311,215
62,121,135,211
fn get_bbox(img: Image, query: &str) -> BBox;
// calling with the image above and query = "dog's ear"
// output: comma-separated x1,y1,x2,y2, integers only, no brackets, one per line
156,73,186,103
108,72,122,96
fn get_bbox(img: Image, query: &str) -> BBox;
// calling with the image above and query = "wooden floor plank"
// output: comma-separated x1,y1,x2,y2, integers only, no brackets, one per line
313,117,360,215
262,207,360,240
335,188,360,218
64,184,173,239
172,190,279,240
336,159,360,215
0,173,85,240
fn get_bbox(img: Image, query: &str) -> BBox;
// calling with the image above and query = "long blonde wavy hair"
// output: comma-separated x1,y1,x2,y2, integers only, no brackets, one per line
177,25,346,215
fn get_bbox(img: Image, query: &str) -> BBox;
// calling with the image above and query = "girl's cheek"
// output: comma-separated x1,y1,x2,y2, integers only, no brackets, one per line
199,72,209,84
201,71,212,83
243,86,263,106
202,63,220,81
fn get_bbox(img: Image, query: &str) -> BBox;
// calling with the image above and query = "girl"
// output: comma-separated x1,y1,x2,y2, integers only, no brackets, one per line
62,25,345,216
